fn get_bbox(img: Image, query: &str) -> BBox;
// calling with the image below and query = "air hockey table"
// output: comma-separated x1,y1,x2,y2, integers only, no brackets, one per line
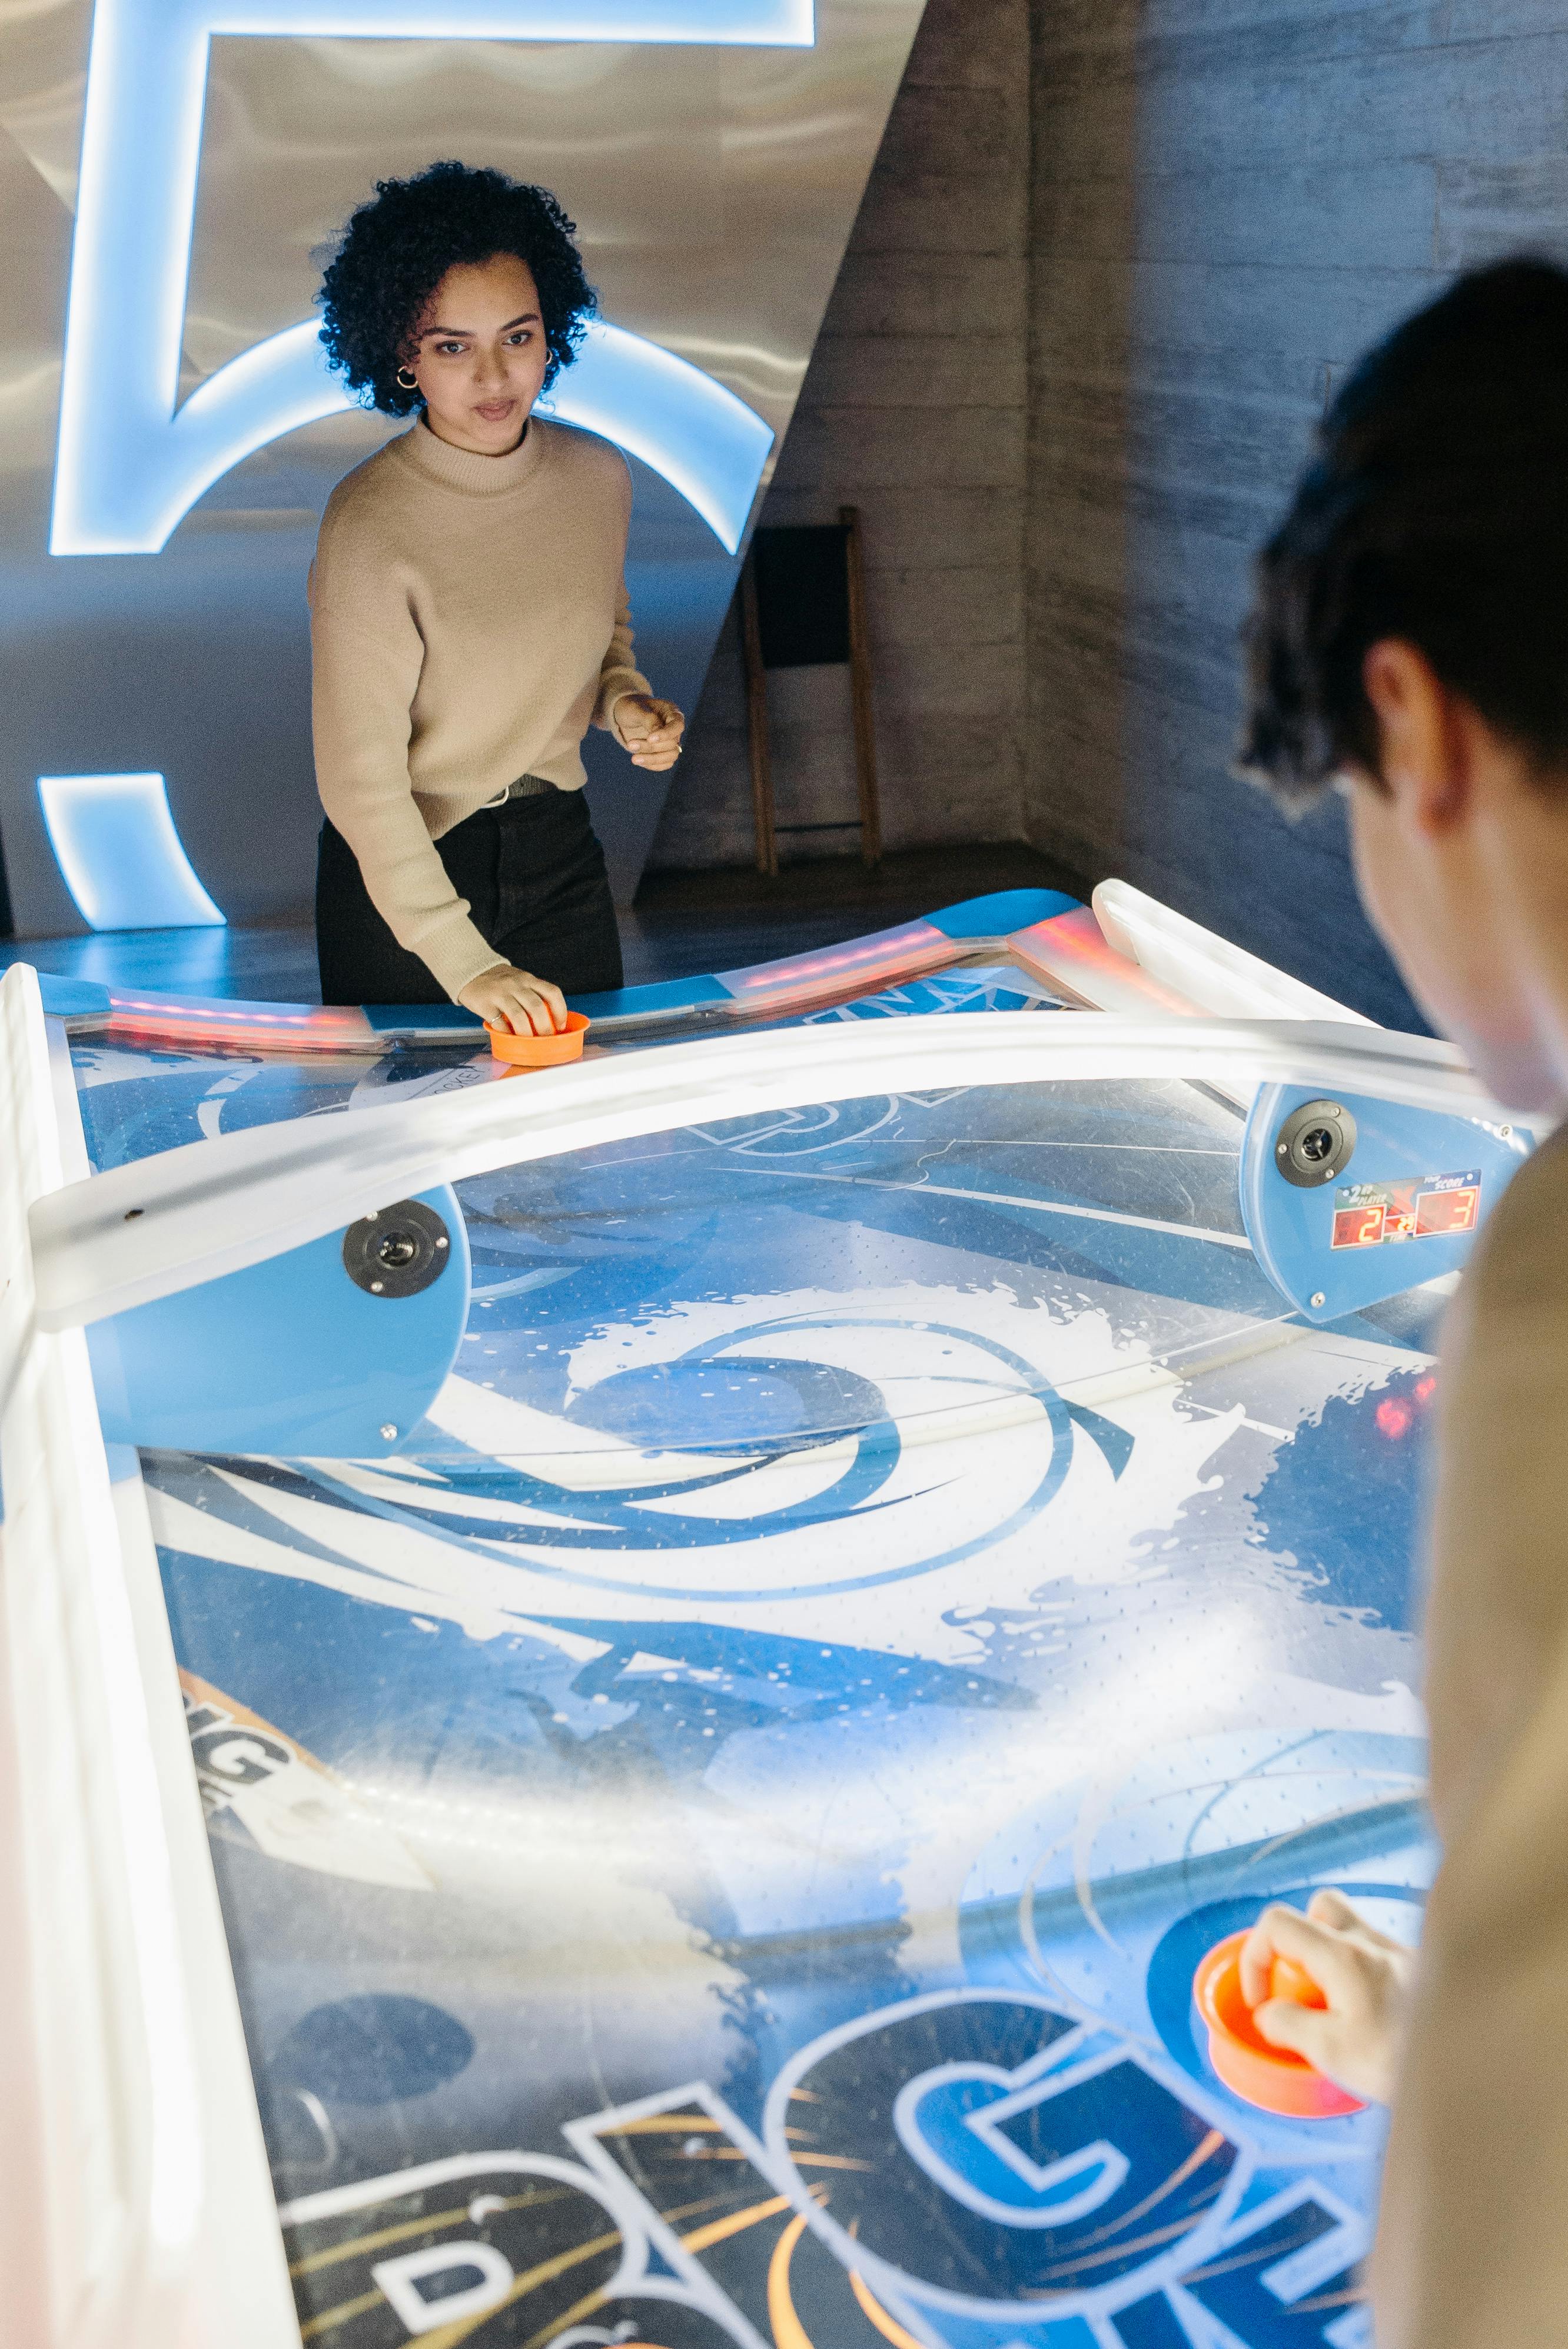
0,880,1533,2349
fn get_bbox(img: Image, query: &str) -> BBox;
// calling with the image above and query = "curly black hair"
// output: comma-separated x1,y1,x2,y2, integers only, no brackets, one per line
317,161,596,416
1236,258,1568,808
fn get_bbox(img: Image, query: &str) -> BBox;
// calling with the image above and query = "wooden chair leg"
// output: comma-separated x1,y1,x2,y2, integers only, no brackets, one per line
740,556,776,878
841,503,882,868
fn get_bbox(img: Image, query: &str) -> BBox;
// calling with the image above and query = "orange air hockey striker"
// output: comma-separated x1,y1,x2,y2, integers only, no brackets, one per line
486,1010,590,1066
1193,1930,1366,2119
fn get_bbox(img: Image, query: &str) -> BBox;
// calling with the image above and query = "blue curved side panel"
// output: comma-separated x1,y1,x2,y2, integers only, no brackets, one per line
88,1184,470,1456
38,974,114,1018
570,971,731,1021
362,1001,489,1035
572,893,1085,1022
45,893,1088,1042
1240,1084,1530,1323
926,889,1081,939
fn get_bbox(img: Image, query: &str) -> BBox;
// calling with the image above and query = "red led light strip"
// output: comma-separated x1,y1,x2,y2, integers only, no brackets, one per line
104,992,374,1051
718,920,957,999
1009,908,1200,1014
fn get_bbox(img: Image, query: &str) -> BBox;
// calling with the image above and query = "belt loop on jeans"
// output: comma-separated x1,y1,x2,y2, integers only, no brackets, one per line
479,774,558,810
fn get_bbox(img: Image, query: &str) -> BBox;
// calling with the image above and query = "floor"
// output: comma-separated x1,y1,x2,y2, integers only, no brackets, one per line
0,842,1088,1001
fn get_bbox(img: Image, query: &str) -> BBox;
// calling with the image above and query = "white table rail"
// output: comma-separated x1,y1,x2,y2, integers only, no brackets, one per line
0,964,299,2349
28,1010,1514,1339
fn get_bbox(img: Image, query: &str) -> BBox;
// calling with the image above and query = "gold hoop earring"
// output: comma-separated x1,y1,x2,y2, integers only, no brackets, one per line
396,366,418,391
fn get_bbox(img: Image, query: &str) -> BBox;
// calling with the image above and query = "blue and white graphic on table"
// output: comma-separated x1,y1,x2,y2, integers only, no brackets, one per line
52,888,1465,2348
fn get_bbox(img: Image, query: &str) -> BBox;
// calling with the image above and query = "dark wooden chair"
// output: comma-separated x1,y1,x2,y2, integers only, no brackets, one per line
739,504,882,877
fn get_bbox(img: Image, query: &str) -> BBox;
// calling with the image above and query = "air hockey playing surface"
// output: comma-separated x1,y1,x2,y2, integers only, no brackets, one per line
1,882,1529,2349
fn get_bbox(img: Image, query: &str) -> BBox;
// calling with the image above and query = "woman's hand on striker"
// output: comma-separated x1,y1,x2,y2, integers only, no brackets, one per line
458,963,567,1036
616,694,686,770
1240,1888,1416,2105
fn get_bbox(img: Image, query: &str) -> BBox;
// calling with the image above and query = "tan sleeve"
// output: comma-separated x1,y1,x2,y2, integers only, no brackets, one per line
1373,1131,1568,2347
593,571,653,745
308,536,505,1004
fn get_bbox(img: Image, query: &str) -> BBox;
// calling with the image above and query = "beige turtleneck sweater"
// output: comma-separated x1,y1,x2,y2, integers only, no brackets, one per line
308,415,650,1001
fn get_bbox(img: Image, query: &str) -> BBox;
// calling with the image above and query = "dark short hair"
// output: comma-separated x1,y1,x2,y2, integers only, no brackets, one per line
317,160,596,416
1236,258,1568,807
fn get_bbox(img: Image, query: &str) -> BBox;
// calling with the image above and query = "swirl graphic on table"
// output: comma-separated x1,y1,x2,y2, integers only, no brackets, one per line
149,1311,1095,1610
325,1314,1075,1603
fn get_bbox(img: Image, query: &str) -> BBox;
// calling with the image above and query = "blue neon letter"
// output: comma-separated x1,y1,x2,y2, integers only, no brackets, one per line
38,774,225,929
52,0,798,558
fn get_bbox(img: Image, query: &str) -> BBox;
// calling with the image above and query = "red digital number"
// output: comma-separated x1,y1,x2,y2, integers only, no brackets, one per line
1332,1204,1386,1250
1415,1185,1479,1237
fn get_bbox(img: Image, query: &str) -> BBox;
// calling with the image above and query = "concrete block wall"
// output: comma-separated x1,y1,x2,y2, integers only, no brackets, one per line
647,0,1031,871
1025,0,1568,1025
656,0,1568,1025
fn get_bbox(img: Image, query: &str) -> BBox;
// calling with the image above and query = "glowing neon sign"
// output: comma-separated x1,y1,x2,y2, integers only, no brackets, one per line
51,0,802,559
539,324,773,554
38,775,226,929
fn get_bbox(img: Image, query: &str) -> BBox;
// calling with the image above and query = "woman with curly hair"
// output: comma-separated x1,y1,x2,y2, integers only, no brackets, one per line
310,161,684,1030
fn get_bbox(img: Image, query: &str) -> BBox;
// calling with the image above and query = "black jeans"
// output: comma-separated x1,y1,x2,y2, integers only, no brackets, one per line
316,787,624,1006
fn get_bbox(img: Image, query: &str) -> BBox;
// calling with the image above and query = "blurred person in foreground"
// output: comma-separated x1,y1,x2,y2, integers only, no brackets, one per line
1235,255,1568,2347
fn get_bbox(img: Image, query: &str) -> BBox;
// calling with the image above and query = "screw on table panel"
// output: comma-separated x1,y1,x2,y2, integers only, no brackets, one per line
380,1423,397,1441
1310,1291,1326,1308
